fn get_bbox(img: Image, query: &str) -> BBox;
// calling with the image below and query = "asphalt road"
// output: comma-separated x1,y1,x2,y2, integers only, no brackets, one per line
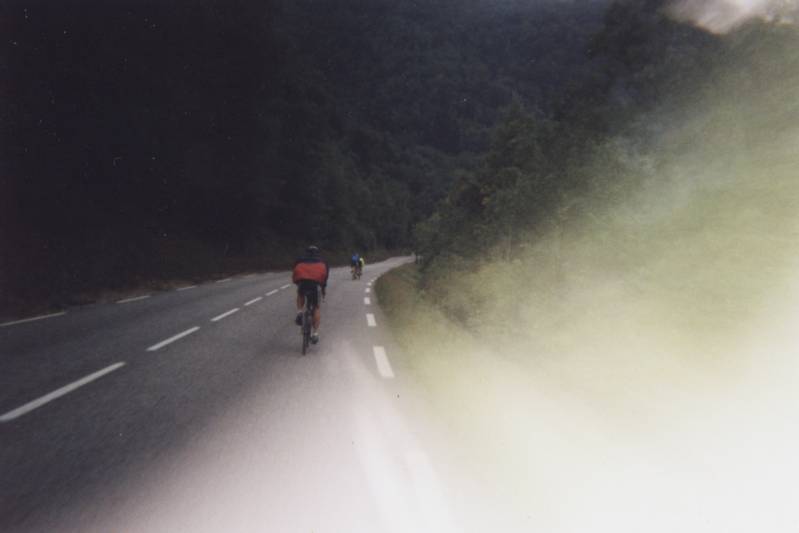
0,257,475,532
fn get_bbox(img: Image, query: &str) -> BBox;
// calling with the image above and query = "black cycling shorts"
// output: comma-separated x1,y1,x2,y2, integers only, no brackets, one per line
296,280,320,307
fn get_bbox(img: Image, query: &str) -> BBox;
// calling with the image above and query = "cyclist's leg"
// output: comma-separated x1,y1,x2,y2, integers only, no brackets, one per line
313,307,321,330
295,286,306,325
310,286,321,331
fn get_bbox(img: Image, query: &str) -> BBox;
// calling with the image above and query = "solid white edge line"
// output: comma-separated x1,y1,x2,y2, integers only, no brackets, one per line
364,297,371,305
211,308,239,322
373,346,394,378
0,311,66,328
244,297,263,306
146,326,200,351
366,313,377,327
116,294,151,304
215,278,232,283
0,362,127,422
177,285,197,291
266,289,279,296
280,284,291,290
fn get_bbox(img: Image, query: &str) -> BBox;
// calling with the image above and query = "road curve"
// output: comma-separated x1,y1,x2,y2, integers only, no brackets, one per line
0,257,472,533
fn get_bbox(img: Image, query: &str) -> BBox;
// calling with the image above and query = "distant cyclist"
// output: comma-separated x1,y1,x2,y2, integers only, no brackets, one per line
293,245,329,344
350,253,360,278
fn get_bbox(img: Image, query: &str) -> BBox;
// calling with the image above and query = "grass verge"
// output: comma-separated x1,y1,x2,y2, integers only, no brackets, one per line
374,263,423,330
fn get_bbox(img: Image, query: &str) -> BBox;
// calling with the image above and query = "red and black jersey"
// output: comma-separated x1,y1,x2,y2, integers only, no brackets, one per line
292,256,329,288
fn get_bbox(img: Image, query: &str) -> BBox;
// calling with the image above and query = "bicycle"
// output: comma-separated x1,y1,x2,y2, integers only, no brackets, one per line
299,285,322,355
351,265,362,280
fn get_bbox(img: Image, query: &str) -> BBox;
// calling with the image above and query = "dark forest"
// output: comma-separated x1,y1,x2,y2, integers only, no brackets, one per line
2,0,796,314
1,0,606,311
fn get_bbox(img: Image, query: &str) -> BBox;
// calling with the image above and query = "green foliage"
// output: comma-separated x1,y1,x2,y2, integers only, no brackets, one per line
413,1,799,327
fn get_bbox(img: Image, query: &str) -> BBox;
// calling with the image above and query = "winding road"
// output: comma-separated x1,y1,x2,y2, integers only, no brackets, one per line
0,257,473,532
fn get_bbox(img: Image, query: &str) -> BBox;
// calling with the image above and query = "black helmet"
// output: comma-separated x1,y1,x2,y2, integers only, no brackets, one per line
306,245,320,256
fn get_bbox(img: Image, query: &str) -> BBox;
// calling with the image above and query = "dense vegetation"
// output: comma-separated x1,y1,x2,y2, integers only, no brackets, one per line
415,0,799,329
416,0,721,263
1,0,605,311
3,0,795,317
375,5,799,527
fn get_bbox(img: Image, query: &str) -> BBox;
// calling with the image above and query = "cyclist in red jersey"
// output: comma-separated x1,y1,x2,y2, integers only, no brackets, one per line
292,245,329,343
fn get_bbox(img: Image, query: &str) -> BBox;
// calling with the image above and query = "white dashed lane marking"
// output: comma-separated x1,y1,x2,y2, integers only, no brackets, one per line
244,297,262,306
364,297,371,305
0,362,127,422
147,327,200,351
116,294,150,304
280,284,291,290
211,308,239,322
266,289,279,296
177,285,197,291
0,311,66,328
215,278,231,284
366,313,377,327
365,288,371,294
372,346,394,378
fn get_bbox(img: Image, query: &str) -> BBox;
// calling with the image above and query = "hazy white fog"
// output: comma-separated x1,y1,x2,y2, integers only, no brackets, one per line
669,0,798,33
395,14,799,531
